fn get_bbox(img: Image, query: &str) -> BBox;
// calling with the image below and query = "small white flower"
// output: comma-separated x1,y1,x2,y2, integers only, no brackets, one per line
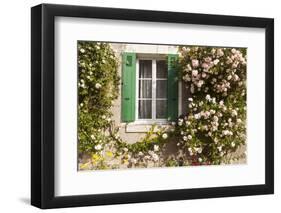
213,116,219,122
162,133,168,139
188,135,192,140
197,80,204,88
217,146,222,152
227,75,232,80
205,94,211,101
194,113,201,119
183,136,188,141
198,158,203,163
188,147,193,156
192,59,199,68
210,109,216,114
237,118,242,123
123,147,128,152
80,48,85,53
95,83,102,89
231,109,238,117
154,145,159,152
192,70,198,77
101,115,106,119
151,153,159,161
231,142,236,147
90,134,95,140
213,59,220,65
94,144,102,151
188,98,193,102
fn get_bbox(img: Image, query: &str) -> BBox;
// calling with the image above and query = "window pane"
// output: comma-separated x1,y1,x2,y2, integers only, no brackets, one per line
156,80,167,98
156,60,167,78
156,100,167,119
139,60,152,78
139,80,152,98
139,100,152,119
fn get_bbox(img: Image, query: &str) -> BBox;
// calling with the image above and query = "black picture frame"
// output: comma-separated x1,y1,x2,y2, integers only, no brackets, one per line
31,3,274,209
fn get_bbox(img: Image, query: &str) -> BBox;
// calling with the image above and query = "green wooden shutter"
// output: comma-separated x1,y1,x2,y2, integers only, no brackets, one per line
167,54,179,121
121,52,136,122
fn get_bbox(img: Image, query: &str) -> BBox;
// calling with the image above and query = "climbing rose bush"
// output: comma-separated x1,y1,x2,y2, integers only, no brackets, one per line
173,46,247,164
78,41,120,155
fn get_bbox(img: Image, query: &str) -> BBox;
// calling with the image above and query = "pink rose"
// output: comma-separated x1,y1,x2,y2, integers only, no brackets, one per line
192,59,199,68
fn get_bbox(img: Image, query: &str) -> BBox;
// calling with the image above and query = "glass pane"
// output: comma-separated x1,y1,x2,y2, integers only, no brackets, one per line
139,100,152,119
156,80,167,98
156,60,167,78
139,60,152,78
139,80,152,98
156,100,167,119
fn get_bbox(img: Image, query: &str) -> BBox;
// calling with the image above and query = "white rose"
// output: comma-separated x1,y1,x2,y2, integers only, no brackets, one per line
94,144,102,151
152,153,159,161
237,118,242,123
231,48,237,54
192,59,199,68
194,113,201,119
162,133,168,139
213,59,220,65
154,145,159,152
205,94,211,101
96,82,102,88
192,70,198,76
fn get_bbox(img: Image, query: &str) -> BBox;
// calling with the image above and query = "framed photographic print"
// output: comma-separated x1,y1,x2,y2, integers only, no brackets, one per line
31,3,274,209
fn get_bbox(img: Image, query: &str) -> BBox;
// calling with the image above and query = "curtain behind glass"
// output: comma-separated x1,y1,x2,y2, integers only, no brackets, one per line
139,60,152,119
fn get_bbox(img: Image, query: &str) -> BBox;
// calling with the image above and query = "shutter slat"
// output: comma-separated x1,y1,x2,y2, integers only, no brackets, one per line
121,53,136,122
167,54,179,121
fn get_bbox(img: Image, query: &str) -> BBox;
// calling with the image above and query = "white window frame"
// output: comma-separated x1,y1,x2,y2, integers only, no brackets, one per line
135,56,168,124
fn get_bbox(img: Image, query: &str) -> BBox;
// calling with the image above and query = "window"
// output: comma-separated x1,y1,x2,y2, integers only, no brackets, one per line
121,52,178,124
137,59,167,121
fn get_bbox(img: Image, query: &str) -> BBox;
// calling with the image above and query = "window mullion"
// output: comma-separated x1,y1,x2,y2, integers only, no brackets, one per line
152,60,156,120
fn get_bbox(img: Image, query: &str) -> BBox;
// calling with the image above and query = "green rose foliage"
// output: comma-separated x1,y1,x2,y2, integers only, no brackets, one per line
174,46,247,165
78,41,120,154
